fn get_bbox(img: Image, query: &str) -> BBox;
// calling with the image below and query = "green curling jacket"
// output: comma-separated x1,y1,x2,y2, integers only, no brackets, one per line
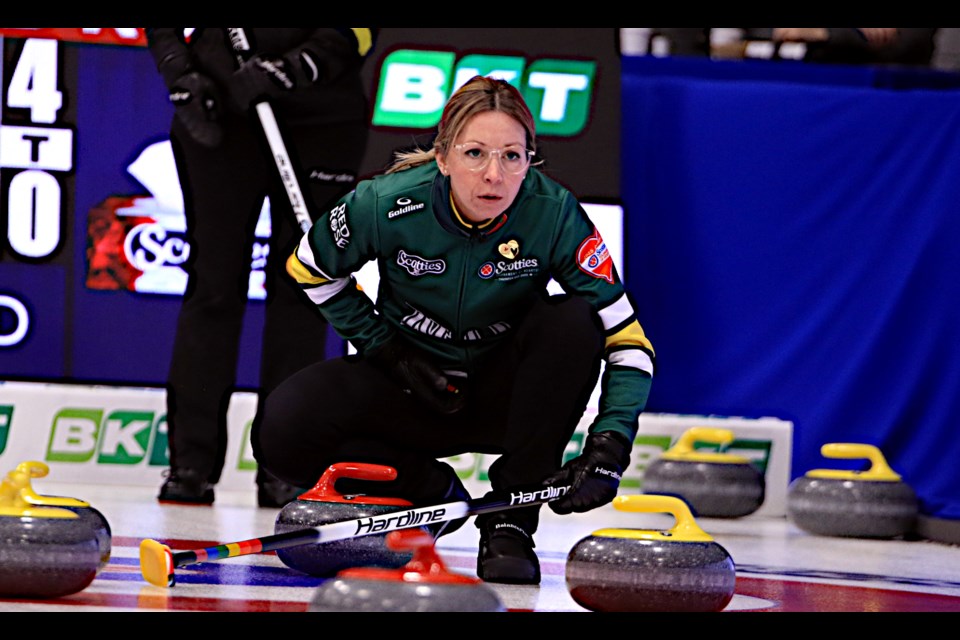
287,162,655,441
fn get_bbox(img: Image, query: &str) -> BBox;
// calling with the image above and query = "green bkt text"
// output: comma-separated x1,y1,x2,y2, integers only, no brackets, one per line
373,50,596,137
0,405,12,455
46,408,170,466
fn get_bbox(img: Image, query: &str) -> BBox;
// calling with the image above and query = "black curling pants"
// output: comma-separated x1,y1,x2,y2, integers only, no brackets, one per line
254,294,605,534
165,110,369,484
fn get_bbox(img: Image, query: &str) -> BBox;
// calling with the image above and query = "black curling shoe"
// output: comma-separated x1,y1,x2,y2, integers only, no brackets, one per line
157,468,214,505
477,517,541,585
257,471,307,509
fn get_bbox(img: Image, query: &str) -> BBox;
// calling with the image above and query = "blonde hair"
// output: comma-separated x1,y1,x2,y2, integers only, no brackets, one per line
387,75,538,174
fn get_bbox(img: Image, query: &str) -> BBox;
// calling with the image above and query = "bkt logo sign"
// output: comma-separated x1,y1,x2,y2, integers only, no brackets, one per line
46,408,169,466
373,50,596,137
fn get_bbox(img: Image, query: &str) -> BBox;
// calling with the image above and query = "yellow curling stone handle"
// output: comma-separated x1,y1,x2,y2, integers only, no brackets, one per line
0,472,79,518
806,443,902,482
591,494,715,542
14,461,90,507
659,427,749,464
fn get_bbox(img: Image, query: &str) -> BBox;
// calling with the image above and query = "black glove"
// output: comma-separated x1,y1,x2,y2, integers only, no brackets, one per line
167,71,223,148
366,337,466,415
544,431,632,515
229,49,321,110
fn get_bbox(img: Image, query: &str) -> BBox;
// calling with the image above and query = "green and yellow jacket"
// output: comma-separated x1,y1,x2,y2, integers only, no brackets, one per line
287,162,654,442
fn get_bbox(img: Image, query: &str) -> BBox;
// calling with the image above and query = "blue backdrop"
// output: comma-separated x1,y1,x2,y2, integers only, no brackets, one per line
621,56,960,520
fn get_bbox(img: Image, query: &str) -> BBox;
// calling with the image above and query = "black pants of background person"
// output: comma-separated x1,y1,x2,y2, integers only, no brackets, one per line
254,294,605,533
164,108,369,505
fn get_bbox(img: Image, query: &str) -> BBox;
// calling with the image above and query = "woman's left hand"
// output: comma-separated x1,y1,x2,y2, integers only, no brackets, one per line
543,431,631,514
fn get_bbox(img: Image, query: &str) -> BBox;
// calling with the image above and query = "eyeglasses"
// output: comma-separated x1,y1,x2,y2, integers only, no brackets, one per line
452,143,535,175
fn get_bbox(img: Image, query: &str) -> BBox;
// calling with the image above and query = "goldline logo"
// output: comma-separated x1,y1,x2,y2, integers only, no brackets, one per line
373,50,597,136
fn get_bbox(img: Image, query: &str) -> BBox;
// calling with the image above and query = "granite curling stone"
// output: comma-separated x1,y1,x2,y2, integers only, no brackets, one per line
275,462,418,577
0,472,101,598
14,460,111,571
642,426,765,518
787,442,918,539
309,528,505,612
566,494,736,612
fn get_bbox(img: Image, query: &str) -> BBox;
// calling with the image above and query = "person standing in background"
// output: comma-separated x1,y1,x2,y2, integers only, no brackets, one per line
625,28,939,68
144,27,378,508
771,28,938,67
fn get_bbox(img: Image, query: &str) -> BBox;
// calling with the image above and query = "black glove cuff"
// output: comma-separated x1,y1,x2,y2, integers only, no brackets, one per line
293,49,322,84
167,71,223,149
586,431,632,467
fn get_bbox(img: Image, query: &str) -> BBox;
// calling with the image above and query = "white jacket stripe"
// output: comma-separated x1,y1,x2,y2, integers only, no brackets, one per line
598,293,634,331
607,347,654,376
305,277,351,305
297,236,335,280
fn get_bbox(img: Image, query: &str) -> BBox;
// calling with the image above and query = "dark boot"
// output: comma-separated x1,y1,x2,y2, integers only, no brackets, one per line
257,467,308,508
476,511,540,585
158,467,215,505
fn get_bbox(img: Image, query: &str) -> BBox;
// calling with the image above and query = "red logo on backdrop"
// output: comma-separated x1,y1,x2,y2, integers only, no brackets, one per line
0,28,147,47
86,196,165,292
576,228,614,283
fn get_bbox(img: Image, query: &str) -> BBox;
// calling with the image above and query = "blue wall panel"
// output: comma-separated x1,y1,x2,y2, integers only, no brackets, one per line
622,56,960,520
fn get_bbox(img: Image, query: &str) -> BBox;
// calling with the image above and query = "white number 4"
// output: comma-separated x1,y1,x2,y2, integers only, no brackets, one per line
7,38,63,124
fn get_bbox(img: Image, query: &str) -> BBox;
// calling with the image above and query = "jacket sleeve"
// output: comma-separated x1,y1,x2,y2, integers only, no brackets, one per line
285,179,394,353
550,193,655,444
144,28,192,88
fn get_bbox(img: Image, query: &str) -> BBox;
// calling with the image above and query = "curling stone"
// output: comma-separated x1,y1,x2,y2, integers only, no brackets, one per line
641,426,765,518
787,443,918,539
566,494,736,612
309,528,505,612
14,460,111,570
0,472,101,598
274,462,418,577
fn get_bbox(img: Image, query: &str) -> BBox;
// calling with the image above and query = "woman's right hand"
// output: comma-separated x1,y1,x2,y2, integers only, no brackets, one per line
366,337,466,415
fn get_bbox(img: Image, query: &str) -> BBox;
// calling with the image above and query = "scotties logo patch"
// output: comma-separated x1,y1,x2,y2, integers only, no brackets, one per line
576,228,614,283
